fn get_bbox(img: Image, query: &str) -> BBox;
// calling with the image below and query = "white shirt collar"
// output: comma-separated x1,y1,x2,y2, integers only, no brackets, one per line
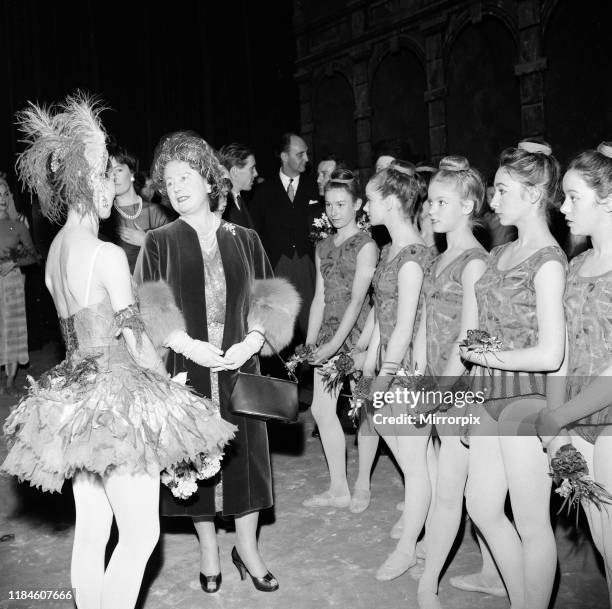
231,190,241,210
279,169,300,192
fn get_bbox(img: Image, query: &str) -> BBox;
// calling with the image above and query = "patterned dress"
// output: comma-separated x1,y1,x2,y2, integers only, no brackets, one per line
316,231,377,350
565,251,612,443
368,243,434,431
471,243,567,420
200,240,226,509
373,243,434,371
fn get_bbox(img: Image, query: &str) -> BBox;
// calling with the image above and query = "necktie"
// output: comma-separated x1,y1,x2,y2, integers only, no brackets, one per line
287,179,295,203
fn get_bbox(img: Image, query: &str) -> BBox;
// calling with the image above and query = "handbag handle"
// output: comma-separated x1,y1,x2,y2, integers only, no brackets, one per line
250,331,298,383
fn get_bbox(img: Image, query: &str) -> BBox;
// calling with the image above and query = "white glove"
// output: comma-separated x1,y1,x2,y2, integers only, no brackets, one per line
223,330,265,371
164,330,232,372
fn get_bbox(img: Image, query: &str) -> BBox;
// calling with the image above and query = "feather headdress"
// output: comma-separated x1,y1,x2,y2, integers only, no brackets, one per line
15,92,108,223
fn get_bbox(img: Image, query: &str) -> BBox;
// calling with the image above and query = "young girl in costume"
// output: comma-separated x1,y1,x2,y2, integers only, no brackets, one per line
302,168,378,511
1,94,235,609
416,156,503,608
362,160,436,581
460,140,566,609
537,142,612,604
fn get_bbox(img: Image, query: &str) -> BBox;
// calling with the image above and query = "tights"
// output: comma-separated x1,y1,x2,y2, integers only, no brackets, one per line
71,470,160,609
466,400,555,609
310,372,349,496
572,433,612,606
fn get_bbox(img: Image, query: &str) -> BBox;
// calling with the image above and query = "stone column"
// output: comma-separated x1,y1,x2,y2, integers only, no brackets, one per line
514,0,547,138
351,46,372,184
421,15,447,164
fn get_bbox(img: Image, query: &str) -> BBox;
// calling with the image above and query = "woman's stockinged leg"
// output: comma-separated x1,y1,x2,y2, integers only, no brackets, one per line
193,518,219,575
310,372,349,496
501,434,555,609
100,472,160,609
71,472,114,609
235,511,268,578
354,423,379,491
418,435,468,600
466,433,524,608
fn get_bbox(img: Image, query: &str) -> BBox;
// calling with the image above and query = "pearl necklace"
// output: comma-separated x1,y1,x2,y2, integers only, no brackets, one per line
114,196,143,220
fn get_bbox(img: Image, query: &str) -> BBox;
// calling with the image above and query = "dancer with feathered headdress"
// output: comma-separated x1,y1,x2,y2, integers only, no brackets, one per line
2,92,236,609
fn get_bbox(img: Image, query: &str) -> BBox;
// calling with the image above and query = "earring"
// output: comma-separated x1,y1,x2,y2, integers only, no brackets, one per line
130,176,135,182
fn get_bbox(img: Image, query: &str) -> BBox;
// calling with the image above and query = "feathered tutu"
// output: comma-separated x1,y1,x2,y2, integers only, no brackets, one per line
1,298,236,494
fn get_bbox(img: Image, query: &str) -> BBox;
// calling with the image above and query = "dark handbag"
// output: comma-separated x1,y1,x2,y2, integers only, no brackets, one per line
228,337,299,423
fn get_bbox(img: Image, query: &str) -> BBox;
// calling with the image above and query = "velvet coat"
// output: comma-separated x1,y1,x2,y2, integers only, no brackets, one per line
133,218,273,517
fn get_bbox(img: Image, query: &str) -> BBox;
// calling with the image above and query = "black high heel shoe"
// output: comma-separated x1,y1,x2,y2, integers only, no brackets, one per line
231,546,279,592
199,572,222,593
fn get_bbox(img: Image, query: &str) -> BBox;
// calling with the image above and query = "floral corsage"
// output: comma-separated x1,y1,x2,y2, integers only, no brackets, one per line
550,443,612,522
161,453,222,500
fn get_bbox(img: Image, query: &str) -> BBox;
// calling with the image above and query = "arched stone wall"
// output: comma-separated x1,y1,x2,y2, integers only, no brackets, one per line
312,71,357,167
370,48,429,162
446,16,521,179
545,0,612,163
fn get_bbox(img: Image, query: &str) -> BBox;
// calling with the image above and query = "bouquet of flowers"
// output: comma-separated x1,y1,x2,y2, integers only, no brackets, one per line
161,453,222,500
318,352,357,393
357,215,371,235
286,344,316,373
309,213,335,243
348,375,373,421
459,329,503,375
550,443,612,522
0,241,39,266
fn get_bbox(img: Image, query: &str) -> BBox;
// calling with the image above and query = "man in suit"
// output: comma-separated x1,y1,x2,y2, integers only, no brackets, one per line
316,154,338,199
250,133,323,340
218,143,258,229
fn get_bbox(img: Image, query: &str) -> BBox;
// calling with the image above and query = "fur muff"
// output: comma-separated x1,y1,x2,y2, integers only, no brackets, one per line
247,278,301,356
136,281,186,352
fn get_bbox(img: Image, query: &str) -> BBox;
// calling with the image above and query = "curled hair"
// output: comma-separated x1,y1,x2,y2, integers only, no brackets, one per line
218,142,254,171
0,175,21,221
430,155,486,217
151,131,225,200
324,167,361,201
567,143,612,202
498,139,561,213
368,159,421,223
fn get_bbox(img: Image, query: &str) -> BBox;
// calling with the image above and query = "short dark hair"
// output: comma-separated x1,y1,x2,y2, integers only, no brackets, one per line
107,143,138,174
318,152,342,165
218,143,254,171
278,132,301,156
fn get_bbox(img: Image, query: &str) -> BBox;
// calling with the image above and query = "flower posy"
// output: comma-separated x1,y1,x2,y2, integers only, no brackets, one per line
550,443,612,522
309,213,335,243
319,352,356,394
286,344,316,373
459,329,503,374
348,375,373,421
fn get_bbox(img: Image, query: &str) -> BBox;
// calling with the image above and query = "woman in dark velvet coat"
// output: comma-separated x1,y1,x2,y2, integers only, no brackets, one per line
134,132,300,593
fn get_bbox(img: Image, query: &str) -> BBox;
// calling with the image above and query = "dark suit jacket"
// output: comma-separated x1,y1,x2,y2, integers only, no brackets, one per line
250,173,324,267
134,219,273,517
222,192,254,230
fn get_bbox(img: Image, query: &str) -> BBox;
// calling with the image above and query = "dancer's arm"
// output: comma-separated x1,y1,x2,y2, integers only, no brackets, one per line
438,257,487,385
305,250,325,348
379,261,423,375
363,318,380,377
311,242,377,364
461,259,565,372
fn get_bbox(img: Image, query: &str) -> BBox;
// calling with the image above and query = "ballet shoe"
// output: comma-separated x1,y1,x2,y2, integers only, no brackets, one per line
199,572,221,593
375,549,416,581
302,491,350,508
396,501,404,511
231,546,279,592
417,589,442,609
349,488,371,513
449,572,506,597
390,514,404,539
